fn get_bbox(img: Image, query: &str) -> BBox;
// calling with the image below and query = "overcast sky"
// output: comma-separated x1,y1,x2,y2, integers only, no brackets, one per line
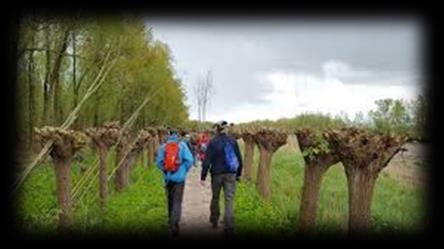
145,17,424,123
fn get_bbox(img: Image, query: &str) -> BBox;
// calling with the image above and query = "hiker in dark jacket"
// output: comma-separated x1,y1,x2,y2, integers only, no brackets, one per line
180,131,197,167
200,120,243,235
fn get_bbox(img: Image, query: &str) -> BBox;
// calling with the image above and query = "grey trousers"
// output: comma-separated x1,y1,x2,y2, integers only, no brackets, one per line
210,173,236,230
166,181,185,232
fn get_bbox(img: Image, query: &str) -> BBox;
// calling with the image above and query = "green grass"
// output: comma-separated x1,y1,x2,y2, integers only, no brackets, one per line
17,143,424,236
234,143,425,235
16,148,168,237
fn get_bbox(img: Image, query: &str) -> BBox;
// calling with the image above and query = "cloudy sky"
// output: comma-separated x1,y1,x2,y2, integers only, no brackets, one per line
145,17,424,123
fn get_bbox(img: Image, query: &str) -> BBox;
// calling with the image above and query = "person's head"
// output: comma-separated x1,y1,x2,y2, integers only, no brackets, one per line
180,130,187,137
167,128,179,138
213,120,229,134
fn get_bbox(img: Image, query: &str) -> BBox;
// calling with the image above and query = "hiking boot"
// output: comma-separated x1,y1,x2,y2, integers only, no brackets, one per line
209,217,218,228
211,221,218,228
171,229,179,238
171,224,180,238
224,228,234,238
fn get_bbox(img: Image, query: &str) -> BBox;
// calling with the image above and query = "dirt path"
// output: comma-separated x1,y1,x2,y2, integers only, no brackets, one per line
384,142,427,186
179,164,223,238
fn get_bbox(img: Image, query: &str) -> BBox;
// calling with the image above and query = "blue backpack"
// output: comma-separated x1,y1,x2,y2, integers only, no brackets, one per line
224,141,239,172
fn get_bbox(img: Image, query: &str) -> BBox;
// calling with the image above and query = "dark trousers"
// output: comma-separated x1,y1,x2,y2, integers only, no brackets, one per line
210,173,236,231
166,181,185,233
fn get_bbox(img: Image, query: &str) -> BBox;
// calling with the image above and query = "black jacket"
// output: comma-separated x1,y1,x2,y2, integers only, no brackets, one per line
201,133,243,181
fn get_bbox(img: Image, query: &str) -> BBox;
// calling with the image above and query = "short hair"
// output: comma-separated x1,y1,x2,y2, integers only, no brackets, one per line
168,129,179,136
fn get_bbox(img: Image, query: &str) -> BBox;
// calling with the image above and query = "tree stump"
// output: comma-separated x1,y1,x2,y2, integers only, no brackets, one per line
85,121,120,210
253,128,287,200
295,128,340,232
34,126,86,232
325,127,408,233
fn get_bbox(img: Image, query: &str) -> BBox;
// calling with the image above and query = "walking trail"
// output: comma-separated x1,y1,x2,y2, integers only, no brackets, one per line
179,164,223,238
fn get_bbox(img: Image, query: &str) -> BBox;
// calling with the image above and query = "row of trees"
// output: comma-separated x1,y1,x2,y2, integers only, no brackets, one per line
237,95,428,141
32,123,169,231
16,15,189,148
227,126,407,233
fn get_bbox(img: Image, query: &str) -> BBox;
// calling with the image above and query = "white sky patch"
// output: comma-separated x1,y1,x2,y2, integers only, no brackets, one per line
206,60,419,123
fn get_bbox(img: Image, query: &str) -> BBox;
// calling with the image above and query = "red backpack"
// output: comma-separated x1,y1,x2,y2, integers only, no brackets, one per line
164,142,180,172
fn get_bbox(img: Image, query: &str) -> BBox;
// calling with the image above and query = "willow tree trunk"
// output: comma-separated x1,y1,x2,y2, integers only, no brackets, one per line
115,167,127,192
117,156,136,191
242,140,255,181
53,157,73,231
299,163,328,231
140,144,146,169
256,148,273,200
97,145,108,210
116,149,137,191
115,148,127,192
345,167,378,233
146,140,154,168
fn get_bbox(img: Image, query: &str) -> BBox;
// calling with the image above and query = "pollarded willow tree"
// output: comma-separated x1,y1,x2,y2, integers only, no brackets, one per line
85,121,120,209
295,128,340,232
145,127,158,168
253,128,288,200
34,126,87,231
228,124,242,140
325,127,408,233
115,129,151,191
240,129,257,181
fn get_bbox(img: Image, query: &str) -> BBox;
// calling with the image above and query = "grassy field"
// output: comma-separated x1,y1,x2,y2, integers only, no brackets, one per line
16,142,425,236
17,148,168,237
234,143,425,236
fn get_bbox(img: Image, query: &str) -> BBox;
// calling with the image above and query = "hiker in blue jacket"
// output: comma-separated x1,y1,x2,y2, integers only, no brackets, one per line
156,129,194,237
200,120,243,235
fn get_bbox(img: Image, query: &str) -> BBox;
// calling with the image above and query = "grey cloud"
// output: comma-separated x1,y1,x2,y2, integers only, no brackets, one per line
145,17,422,118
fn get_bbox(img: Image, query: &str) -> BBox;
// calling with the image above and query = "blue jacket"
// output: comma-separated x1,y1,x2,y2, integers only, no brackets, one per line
201,133,243,181
156,134,194,183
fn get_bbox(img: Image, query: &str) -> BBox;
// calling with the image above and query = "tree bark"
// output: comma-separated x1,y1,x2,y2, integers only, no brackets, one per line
344,166,378,233
299,163,328,232
53,157,73,232
116,161,129,191
146,139,154,168
256,147,273,200
43,25,51,124
115,146,126,192
116,154,137,191
140,144,146,169
242,139,255,181
115,146,137,191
